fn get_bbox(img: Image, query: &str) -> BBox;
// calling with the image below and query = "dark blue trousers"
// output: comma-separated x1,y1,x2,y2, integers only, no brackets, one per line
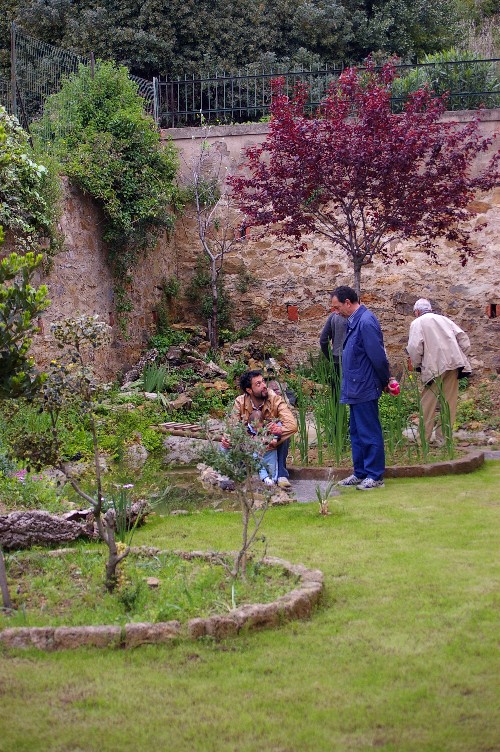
276,439,290,479
348,400,385,482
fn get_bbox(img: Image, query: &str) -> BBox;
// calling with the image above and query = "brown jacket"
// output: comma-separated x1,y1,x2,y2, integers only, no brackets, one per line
229,389,297,445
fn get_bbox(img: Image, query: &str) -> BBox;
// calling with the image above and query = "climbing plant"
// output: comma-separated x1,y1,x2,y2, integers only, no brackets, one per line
0,106,60,260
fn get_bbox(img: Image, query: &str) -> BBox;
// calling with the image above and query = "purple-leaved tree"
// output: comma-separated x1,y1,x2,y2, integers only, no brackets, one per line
230,60,499,294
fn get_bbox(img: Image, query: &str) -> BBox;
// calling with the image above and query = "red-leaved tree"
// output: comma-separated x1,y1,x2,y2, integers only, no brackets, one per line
230,60,499,295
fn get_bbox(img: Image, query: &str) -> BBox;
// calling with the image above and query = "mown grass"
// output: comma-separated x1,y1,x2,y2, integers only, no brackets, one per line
1,462,499,752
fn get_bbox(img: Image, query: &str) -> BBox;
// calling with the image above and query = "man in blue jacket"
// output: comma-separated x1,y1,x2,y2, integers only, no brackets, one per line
330,286,390,490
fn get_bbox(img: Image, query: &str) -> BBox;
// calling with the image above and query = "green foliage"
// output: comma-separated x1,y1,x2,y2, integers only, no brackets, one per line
33,61,179,323
201,420,267,484
0,473,62,513
392,48,500,109
140,428,164,454
148,329,191,355
0,107,60,258
219,317,262,344
186,255,232,334
7,0,471,79
0,251,50,399
142,363,169,393
153,276,182,332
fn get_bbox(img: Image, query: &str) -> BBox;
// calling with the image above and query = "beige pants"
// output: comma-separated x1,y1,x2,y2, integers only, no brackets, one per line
420,369,459,441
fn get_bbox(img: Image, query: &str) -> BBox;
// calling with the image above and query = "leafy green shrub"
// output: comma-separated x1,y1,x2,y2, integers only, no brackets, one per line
392,49,500,110
149,329,191,355
141,428,164,454
0,107,60,258
0,252,50,399
186,255,232,335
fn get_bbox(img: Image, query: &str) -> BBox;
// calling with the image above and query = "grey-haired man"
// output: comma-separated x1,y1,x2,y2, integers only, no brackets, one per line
407,298,471,445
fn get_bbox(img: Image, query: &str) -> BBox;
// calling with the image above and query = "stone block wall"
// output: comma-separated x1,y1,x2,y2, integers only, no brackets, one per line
26,111,500,380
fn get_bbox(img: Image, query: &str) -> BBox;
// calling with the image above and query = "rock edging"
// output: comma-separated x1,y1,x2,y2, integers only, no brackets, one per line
288,449,485,480
0,551,323,651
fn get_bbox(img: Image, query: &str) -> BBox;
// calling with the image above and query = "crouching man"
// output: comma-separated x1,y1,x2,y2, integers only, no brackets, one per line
221,370,297,488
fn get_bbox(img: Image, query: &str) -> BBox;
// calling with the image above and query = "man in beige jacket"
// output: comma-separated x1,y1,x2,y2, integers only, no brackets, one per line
406,298,471,445
221,370,297,488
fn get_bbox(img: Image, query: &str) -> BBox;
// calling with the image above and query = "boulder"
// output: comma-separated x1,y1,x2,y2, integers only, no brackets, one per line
163,436,209,464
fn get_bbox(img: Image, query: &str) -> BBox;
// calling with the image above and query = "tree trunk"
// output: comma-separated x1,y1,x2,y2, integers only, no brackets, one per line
0,547,13,610
210,258,219,351
353,264,362,297
103,510,129,593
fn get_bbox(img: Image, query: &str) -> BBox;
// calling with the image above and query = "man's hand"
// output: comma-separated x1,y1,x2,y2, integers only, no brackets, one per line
220,436,231,449
267,422,283,436
267,438,278,448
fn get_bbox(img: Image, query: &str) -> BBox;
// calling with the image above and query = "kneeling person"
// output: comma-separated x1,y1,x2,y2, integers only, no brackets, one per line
221,370,298,488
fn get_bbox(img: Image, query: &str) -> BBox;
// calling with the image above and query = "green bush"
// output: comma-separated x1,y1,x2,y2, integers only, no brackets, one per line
392,49,500,110
149,329,191,355
0,107,60,258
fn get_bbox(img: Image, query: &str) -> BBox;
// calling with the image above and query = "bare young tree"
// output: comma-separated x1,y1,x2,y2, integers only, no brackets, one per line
185,133,244,350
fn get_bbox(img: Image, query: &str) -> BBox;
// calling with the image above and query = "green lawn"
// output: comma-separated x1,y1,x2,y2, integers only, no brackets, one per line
1,462,499,752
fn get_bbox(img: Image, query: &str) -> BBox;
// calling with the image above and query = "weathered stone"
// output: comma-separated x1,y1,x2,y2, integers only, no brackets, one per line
167,393,193,410
124,621,181,647
234,602,281,630
53,625,121,650
0,627,55,650
124,443,149,468
187,618,208,639
204,615,239,639
163,436,209,464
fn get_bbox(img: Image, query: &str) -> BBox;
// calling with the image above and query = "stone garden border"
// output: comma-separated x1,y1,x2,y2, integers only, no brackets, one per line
0,549,324,651
289,449,486,480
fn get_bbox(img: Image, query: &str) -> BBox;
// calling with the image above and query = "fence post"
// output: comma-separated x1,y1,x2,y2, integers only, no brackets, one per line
10,22,17,117
153,76,159,125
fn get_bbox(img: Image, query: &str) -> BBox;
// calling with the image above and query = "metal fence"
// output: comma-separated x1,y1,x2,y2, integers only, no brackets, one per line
1,23,498,133
158,58,500,127
0,23,156,138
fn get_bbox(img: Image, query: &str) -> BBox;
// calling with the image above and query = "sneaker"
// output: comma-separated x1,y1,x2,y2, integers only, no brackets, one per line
356,478,385,491
337,474,363,487
277,477,292,489
263,477,275,487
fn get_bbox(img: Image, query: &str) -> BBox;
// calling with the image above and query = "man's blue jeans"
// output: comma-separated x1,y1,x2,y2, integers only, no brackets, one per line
348,400,385,482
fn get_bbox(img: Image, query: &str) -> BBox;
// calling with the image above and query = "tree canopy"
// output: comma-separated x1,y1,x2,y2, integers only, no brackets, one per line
1,0,478,80
230,61,500,294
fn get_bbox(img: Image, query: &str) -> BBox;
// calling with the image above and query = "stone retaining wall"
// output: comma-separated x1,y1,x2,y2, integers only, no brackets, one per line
25,110,500,379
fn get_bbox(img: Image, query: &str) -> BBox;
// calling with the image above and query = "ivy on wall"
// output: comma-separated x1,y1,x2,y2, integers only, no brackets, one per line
0,106,60,260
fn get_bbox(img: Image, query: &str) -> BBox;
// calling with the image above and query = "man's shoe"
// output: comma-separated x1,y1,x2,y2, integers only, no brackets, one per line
277,477,292,489
337,474,363,487
356,478,384,490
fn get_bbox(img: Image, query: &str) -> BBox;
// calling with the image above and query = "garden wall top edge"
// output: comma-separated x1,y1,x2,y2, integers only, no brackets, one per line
161,108,500,140
288,450,485,480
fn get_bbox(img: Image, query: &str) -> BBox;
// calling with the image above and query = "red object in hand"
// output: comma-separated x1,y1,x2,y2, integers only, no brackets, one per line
388,378,400,396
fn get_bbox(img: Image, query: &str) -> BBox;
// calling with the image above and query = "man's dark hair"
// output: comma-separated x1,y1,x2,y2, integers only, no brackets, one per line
333,285,358,304
239,369,263,392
